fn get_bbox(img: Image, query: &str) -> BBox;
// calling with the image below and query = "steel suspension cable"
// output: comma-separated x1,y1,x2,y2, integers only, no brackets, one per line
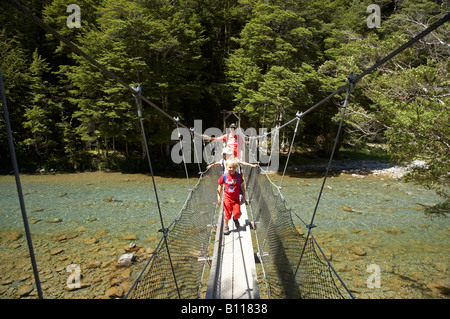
352,12,450,84
294,81,354,279
132,86,181,299
0,70,44,299
279,113,301,189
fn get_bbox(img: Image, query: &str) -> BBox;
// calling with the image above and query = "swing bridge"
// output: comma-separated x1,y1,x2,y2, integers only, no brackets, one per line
2,0,449,300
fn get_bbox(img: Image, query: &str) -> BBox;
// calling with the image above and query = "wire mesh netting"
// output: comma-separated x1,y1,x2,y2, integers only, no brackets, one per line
127,160,351,299
244,165,351,299
126,165,222,299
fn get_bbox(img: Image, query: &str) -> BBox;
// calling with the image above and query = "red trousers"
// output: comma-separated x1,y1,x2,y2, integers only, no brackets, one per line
223,198,241,220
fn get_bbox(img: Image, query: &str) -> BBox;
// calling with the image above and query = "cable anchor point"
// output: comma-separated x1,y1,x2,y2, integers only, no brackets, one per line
158,227,169,235
347,72,358,84
131,84,142,96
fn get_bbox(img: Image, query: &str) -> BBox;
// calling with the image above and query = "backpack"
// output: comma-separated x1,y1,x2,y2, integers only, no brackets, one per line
223,172,242,195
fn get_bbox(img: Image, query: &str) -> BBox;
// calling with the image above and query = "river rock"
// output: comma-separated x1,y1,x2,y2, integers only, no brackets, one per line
3,231,23,241
384,228,403,235
86,260,102,269
118,253,136,266
342,206,354,212
295,226,304,236
48,218,62,223
124,242,139,252
54,234,68,242
84,237,99,245
118,268,132,280
351,247,366,256
104,196,121,202
121,234,138,241
106,286,123,298
94,229,109,237
50,248,64,255
17,285,33,297
427,279,450,295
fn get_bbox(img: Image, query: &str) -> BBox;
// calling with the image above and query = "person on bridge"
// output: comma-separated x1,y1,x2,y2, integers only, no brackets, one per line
203,123,244,159
217,158,246,235
206,146,257,172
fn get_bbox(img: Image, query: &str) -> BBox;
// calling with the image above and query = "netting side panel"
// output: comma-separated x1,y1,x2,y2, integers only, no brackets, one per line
246,167,302,298
246,165,346,299
294,236,346,299
128,166,221,299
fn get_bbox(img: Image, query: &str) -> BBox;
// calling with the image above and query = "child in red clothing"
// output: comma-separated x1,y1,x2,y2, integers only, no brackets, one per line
217,158,246,235
203,123,244,159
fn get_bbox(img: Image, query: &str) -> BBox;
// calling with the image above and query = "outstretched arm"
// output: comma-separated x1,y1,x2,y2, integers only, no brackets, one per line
206,162,219,170
203,134,224,142
237,159,258,168
217,184,223,205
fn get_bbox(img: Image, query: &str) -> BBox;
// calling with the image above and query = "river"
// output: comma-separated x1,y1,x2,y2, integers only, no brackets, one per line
0,169,448,299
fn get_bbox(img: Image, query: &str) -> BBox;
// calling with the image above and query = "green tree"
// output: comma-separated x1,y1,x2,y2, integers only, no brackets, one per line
0,29,32,168
319,0,449,210
368,1,449,205
22,49,60,158
226,0,317,128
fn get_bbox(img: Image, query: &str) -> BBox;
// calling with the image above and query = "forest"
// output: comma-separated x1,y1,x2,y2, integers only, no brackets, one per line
0,0,448,201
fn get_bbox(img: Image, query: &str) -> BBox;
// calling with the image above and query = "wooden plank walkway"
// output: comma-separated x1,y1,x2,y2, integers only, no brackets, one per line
205,202,259,299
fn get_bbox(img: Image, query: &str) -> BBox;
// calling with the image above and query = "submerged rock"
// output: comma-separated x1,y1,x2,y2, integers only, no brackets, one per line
384,228,403,235
121,234,138,241
104,196,121,202
48,218,63,223
351,247,366,256
427,279,450,296
84,237,99,245
50,248,64,255
106,286,124,298
3,231,23,241
17,285,34,297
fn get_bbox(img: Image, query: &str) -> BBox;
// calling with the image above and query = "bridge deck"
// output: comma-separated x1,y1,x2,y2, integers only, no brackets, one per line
205,202,259,299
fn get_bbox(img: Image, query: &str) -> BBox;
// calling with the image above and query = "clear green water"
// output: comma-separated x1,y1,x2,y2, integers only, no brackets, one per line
0,173,187,240
0,171,448,299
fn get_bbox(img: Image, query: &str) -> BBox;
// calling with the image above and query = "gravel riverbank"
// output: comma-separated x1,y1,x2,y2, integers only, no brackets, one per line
289,159,413,179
